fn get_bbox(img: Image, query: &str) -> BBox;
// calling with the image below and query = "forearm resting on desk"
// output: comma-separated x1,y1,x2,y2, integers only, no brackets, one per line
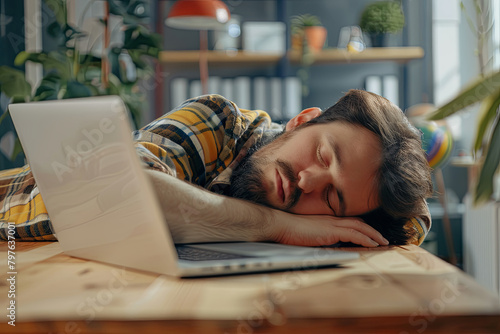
145,170,388,247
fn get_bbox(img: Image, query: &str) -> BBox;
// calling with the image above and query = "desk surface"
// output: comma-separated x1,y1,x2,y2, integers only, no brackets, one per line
1,242,499,333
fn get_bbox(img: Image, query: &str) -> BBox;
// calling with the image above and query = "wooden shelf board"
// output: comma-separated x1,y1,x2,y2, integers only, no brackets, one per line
159,50,282,67
288,47,425,64
159,47,424,67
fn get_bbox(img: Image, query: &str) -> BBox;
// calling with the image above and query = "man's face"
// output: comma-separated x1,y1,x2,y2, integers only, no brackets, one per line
229,121,382,217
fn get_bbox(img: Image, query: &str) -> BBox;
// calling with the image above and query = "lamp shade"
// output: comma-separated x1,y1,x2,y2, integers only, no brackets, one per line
165,0,230,30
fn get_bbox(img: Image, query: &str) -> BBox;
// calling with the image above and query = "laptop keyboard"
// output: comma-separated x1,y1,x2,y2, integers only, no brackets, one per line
176,246,253,262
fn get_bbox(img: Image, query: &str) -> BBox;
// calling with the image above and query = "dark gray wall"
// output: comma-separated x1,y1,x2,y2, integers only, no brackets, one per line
404,0,434,107
158,0,432,114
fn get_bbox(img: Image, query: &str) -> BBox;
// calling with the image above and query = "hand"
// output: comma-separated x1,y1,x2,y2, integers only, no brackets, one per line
268,210,389,247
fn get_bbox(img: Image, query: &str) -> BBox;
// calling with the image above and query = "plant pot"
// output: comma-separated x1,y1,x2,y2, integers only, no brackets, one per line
291,32,304,52
305,26,327,52
369,33,387,47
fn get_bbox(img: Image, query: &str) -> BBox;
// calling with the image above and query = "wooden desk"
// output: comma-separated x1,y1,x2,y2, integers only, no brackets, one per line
1,242,499,333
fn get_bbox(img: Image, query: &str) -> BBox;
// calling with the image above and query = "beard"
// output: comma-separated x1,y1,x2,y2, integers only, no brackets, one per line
228,131,302,211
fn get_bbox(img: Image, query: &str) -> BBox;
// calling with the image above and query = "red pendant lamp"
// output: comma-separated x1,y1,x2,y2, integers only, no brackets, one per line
165,0,231,95
165,0,230,30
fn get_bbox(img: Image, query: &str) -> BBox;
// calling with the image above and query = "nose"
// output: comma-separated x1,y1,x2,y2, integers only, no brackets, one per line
297,166,330,194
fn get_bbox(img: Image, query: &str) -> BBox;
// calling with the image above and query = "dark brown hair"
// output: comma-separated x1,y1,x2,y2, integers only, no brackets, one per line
302,89,433,244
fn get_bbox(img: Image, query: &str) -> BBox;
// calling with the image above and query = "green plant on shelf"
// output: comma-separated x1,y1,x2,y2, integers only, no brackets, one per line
290,14,322,32
290,13,323,59
359,1,405,34
290,14,326,96
359,1,404,47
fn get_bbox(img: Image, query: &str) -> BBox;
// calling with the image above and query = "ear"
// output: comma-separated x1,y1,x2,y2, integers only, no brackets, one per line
285,107,322,131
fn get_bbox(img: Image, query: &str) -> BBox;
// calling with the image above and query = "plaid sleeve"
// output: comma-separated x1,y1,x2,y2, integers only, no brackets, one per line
0,94,271,242
0,166,56,241
133,94,271,187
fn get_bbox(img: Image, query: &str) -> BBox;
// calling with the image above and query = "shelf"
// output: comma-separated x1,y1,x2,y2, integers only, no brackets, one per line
288,47,425,64
159,50,282,67
159,47,424,68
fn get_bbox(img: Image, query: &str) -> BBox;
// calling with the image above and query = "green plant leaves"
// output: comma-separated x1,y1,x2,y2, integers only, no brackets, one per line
62,24,87,45
14,51,72,78
1,0,160,159
43,0,67,26
64,80,92,99
290,14,322,28
0,106,9,124
11,138,24,161
427,69,500,120
123,25,161,55
0,66,31,102
46,19,86,48
47,21,63,38
33,72,62,101
474,90,500,153
360,1,405,34
107,74,142,128
107,0,149,24
426,69,500,205
475,117,500,205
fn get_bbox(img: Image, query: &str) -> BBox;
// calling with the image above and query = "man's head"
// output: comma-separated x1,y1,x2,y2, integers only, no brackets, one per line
229,89,433,243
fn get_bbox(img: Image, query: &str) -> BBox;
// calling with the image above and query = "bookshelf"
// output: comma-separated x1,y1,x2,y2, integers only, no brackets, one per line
159,47,424,67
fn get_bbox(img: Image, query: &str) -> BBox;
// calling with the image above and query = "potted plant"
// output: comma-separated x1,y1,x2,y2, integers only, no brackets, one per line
290,14,327,54
359,1,405,47
426,69,500,205
289,14,327,97
0,0,161,160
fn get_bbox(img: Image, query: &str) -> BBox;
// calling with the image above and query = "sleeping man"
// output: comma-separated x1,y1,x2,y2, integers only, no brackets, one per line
0,90,433,247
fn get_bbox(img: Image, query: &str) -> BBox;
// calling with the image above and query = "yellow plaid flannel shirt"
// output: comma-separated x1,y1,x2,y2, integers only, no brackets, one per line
0,94,430,244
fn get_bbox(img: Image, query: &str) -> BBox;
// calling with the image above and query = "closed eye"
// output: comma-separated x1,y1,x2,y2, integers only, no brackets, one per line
318,145,335,214
316,146,327,167
324,185,336,215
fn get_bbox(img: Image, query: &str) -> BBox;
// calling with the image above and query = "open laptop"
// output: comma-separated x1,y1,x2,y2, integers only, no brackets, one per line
8,96,359,277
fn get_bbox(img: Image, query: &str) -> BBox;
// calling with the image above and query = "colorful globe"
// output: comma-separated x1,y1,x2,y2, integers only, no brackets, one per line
415,121,453,169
